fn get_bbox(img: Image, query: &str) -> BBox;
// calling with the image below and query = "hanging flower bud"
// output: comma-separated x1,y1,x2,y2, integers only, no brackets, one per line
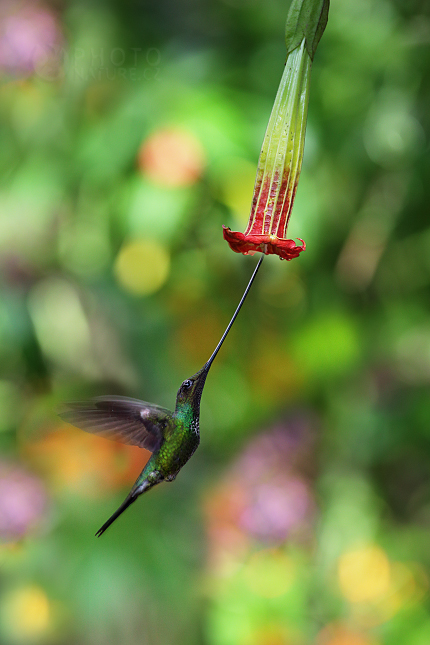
223,0,329,261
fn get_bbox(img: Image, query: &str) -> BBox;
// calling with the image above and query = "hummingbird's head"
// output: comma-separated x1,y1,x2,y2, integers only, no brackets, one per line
174,364,210,415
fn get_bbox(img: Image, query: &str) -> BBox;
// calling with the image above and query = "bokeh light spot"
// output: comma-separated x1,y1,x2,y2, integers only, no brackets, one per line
337,545,391,603
241,624,292,645
114,239,170,296
317,622,374,645
27,278,96,376
0,461,47,542
1,585,51,641
363,90,424,168
138,128,205,187
0,5,63,79
26,427,147,497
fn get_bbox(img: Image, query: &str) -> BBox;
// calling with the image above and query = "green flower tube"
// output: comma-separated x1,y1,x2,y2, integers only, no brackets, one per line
223,0,329,261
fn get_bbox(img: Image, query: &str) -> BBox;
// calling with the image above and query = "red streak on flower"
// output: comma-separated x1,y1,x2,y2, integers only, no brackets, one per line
223,170,305,261
275,172,297,238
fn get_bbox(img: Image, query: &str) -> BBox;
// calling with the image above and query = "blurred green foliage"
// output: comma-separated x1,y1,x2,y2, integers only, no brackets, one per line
1,0,430,644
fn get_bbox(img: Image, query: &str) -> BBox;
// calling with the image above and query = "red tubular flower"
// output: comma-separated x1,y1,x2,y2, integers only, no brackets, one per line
222,229,306,261
223,0,329,261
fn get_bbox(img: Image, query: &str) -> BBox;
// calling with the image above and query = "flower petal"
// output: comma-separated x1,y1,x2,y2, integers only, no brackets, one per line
223,226,305,261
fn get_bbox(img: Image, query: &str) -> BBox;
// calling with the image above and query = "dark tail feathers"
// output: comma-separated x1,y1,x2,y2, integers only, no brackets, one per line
96,493,138,537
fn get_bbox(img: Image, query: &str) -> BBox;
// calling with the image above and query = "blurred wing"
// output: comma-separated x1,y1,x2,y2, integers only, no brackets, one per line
60,396,172,453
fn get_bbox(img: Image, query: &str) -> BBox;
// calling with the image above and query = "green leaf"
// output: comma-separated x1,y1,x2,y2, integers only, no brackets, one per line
285,0,330,60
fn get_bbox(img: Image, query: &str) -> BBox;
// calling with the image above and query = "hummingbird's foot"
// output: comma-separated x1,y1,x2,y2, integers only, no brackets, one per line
165,473,177,482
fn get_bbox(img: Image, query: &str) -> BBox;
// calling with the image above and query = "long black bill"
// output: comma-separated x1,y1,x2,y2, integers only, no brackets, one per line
95,490,139,537
201,254,264,376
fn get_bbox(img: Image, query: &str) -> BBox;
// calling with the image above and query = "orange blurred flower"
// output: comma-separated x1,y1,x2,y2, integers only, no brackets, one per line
138,127,205,187
25,426,147,498
317,623,376,645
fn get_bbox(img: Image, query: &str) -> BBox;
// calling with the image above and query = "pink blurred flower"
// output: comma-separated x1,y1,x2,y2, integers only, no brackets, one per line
205,415,317,556
0,461,48,542
0,3,63,78
240,476,311,542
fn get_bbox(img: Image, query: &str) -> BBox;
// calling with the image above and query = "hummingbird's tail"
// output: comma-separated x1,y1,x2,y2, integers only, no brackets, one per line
95,492,138,537
96,464,160,536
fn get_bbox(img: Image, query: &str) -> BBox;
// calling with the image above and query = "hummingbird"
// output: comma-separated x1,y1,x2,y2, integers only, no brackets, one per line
61,255,263,537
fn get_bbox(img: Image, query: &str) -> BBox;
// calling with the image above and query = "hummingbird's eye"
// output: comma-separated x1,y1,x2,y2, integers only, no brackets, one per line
182,379,193,390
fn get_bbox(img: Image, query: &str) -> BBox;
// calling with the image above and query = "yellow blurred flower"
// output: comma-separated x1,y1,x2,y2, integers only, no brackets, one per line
337,545,391,604
241,623,294,645
114,238,170,296
0,585,51,642
336,544,428,628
